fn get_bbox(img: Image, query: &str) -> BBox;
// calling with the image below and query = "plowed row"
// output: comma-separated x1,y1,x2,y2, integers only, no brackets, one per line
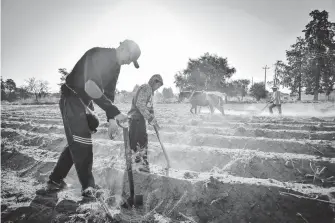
1,103,335,223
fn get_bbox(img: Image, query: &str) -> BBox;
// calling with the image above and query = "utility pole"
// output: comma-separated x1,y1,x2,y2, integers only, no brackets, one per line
274,64,277,86
263,65,270,90
252,77,253,86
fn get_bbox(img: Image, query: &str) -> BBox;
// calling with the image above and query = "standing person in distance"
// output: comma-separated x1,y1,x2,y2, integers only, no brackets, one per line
269,86,282,115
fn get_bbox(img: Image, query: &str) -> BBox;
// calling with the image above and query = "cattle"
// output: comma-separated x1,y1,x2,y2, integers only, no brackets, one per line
178,91,193,102
179,91,226,115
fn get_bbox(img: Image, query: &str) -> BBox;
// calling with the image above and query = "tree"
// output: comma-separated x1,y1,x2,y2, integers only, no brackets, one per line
5,79,16,93
153,91,163,103
320,46,335,98
303,10,335,100
250,82,268,101
1,78,17,101
284,37,310,100
24,77,49,101
1,77,7,100
274,10,335,101
221,79,250,100
17,87,30,99
58,68,69,86
174,53,236,91
162,87,174,99
4,79,17,101
273,37,312,101
320,23,335,98
234,79,250,100
38,80,50,97
174,71,190,91
221,82,237,98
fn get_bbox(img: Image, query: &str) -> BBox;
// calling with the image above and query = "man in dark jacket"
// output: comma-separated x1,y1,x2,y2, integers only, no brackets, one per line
128,74,163,173
47,39,141,198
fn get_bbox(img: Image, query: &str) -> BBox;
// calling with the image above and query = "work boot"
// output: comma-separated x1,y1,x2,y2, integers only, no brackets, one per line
47,179,68,191
134,155,141,163
94,184,102,190
82,185,103,199
134,159,150,173
82,187,96,199
138,164,150,173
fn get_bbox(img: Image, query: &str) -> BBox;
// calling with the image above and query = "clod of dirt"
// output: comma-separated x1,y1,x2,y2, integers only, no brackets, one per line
317,123,324,128
210,192,229,206
235,126,246,134
308,125,318,131
167,119,175,124
254,129,265,137
1,204,8,212
1,131,20,139
284,161,293,169
105,196,117,206
54,200,78,214
311,117,324,122
190,120,198,126
183,171,199,179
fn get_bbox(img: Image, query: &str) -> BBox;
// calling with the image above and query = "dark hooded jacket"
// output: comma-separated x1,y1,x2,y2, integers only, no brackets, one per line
65,47,121,121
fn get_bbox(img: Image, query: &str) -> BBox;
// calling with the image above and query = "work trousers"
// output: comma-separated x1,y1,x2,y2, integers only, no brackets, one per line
49,94,95,190
128,115,148,164
269,103,282,114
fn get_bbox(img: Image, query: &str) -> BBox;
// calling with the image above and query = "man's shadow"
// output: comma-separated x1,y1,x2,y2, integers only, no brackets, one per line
2,189,79,223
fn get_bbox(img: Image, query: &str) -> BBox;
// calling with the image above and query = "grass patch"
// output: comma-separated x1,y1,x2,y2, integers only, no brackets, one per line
5,97,59,105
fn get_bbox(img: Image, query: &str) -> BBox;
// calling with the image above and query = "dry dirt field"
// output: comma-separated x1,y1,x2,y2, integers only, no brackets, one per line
1,102,335,223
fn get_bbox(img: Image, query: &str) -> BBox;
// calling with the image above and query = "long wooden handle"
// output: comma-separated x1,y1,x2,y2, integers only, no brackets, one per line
260,103,270,112
123,128,134,200
154,126,171,173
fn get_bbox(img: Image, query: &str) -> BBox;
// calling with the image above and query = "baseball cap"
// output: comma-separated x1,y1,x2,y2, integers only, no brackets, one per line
121,39,141,69
150,74,164,85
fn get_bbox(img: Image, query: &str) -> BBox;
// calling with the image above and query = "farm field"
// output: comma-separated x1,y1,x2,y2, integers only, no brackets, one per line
1,102,335,222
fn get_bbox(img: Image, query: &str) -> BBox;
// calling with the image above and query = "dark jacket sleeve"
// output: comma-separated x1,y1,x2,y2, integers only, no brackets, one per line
93,94,120,121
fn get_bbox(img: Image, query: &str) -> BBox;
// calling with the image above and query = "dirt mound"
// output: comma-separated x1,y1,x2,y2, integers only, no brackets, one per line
222,155,335,188
1,149,36,171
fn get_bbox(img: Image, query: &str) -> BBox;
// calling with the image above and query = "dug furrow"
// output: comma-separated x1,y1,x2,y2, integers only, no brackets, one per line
2,124,334,158
3,120,335,142
2,129,335,188
4,115,335,132
1,146,334,223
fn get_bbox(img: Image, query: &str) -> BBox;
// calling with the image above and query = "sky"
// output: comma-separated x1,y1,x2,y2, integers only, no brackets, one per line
1,0,335,93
